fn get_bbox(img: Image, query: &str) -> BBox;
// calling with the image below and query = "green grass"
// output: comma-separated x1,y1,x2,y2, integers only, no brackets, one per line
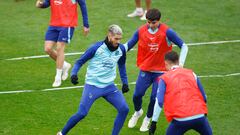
0,0,240,135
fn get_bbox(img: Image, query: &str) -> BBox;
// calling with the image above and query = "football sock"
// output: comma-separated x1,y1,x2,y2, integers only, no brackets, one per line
136,109,142,115
63,61,68,68
144,116,151,122
136,8,143,13
56,68,63,80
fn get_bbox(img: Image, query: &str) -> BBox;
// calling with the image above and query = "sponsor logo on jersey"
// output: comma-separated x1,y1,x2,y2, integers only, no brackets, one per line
54,0,63,5
148,43,159,52
102,59,114,69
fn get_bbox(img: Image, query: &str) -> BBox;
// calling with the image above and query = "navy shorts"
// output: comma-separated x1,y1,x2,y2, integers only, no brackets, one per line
167,116,212,135
45,26,75,43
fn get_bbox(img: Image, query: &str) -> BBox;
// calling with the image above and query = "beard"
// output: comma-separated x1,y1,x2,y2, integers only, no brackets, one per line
104,37,118,51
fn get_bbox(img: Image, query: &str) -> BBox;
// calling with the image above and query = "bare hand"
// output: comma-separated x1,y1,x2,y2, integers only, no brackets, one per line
36,0,43,8
83,27,90,36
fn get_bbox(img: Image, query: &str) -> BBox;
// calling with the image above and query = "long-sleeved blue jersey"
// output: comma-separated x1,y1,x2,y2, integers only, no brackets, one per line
71,41,128,88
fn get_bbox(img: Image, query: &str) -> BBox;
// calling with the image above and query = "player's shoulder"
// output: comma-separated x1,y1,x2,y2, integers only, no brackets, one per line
118,43,124,48
90,41,104,48
118,44,127,53
86,41,104,52
139,24,148,31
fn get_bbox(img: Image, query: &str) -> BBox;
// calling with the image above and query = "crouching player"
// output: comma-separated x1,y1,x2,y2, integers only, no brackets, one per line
149,51,212,135
57,24,129,135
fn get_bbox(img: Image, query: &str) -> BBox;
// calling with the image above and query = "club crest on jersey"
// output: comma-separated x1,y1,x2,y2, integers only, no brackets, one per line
141,72,145,77
115,50,119,56
54,0,63,5
148,43,159,52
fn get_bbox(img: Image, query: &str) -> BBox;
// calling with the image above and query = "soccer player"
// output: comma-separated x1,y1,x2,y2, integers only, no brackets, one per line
57,25,130,135
36,0,90,87
127,0,151,20
149,51,212,135
125,8,188,132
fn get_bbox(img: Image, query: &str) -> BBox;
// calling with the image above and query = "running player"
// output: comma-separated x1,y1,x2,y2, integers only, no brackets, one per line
36,0,90,87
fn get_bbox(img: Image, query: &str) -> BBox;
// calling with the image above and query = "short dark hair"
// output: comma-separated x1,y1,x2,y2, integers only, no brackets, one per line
165,51,179,64
146,8,161,21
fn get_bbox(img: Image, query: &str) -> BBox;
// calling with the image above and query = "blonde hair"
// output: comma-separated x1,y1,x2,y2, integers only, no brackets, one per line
108,24,122,35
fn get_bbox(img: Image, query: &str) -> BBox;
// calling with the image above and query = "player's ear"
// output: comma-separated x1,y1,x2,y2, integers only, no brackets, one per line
107,33,111,40
165,60,171,70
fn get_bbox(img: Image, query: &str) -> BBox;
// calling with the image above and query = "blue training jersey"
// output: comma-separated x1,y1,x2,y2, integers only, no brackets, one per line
71,41,128,88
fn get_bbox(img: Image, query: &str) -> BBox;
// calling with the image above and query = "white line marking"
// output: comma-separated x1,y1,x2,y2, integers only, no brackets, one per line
5,52,84,61
0,72,239,95
199,73,240,78
187,40,240,46
4,40,240,61
0,90,33,94
42,85,84,91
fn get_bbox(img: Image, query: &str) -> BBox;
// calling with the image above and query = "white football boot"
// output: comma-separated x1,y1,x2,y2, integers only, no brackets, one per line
140,10,147,20
57,131,62,135
52,78,61,87
128,109,143,128
140,116,151,132
62,63,71,81
127,8,144,17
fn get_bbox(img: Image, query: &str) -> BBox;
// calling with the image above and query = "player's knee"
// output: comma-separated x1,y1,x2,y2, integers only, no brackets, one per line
56,43,65,52
76,104,88,119
134,93,143,98
56,46,63,52
44,46,52,54
133,94,143,101
119,104,129,115
74,112,87,120
150,95,156,103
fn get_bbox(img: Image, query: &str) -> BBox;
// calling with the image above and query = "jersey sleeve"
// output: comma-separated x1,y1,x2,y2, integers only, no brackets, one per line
166,28,184,48
77,0,89,28
152,79,166,122
193,72,207,103
166,28,188,67
125,30,139,51
197,79,207,103
152,98,163,122
41,0,50,8
157,79,166,108
117,45,128,85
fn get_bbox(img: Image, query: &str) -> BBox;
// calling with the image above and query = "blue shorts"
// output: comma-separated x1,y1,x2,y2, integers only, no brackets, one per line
45,26,75,43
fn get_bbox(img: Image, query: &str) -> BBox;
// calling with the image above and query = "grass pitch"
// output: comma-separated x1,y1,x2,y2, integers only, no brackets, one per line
0,0,240,135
